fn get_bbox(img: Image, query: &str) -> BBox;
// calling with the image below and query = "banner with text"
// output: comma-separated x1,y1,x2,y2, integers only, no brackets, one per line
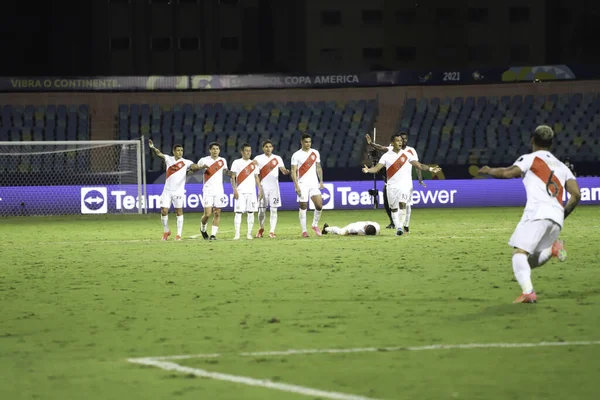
1,178,599,216
0,64,588,92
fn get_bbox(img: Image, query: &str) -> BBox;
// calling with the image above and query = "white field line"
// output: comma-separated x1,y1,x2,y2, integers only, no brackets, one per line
128,341,600,400
127,357,377,400
130,340,600,362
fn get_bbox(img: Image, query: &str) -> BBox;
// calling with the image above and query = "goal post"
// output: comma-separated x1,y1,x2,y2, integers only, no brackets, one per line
0,140,147,216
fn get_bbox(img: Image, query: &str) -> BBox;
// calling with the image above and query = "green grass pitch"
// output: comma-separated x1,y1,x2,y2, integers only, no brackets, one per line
1,206,599,400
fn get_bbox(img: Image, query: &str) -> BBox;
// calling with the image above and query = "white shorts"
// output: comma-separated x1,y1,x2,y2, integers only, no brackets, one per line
508,218,561,254
202,191,227,209
297,185,321,203
386,185,412,208
160,189,184,209
234,192,258,213
259,188,282,208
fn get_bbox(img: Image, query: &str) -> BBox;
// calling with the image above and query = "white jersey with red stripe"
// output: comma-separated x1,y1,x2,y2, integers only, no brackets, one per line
291,149,320,186
513,150,576,227
254,154,285,191
230,158,258,194
198,156,228,194
377,149,417,188
163,156,194,193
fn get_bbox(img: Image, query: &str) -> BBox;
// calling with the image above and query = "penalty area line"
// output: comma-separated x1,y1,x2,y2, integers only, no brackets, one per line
127,357,377,400
128,341,600,399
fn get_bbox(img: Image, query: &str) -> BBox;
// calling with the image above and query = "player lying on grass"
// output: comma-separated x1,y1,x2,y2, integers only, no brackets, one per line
321,221,380,236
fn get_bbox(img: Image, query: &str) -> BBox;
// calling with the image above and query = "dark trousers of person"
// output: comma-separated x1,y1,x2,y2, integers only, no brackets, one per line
383,184,393,225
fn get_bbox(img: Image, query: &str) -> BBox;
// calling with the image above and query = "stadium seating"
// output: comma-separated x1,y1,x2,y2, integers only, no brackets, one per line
1,104,90,142
118,100,378,171
397,93,600,165
0,104,91,174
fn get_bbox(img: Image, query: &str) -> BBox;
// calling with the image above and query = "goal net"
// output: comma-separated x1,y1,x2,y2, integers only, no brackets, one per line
0,140,146,216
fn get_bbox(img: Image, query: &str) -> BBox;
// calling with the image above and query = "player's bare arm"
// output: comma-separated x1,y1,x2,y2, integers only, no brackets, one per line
410,160,442,173
365,134,388,152
189,164,203,172
316,162,324,189
280,166,290,175
148,139,165,159
478,165,522,179
290,165,301,195
564,178,581,219
255,175,264,200
362,163,384,174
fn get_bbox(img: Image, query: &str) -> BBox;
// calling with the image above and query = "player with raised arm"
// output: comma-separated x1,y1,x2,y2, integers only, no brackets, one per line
253,139,290,238
362,135,441,236
478,125,580,303
321,221,380,236
196,142,236,240
148,139,203,241
366,131,426,233
290,133,325,237
230,143,263,240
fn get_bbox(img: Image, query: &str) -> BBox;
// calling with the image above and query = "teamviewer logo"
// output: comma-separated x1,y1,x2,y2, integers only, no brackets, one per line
310,183,335,210
81,187,107,214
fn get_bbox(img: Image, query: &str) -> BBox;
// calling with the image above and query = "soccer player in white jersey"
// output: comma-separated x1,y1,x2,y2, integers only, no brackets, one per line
479,125,581,304
196,142,236,240
366,131,426,232
230,143,263,240
253,139,290,238
362,135,441,236
321,221,380,236
148,139,203,241
290,133,325,237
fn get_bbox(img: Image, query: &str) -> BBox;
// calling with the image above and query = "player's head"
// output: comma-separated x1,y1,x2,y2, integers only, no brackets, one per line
209,142,221,157
390,134,403,151
240,142,252,160
262,139,274,156
172,144,184,159
398,130,409,148
532,125,553,149
365,224,377,236
300,133,312,150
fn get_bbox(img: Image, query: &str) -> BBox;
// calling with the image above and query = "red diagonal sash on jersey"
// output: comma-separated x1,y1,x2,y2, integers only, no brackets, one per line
166,160,185,180
530,156,564,206
204,159,225,182
237,162,256,186
298,152,317,179
260,158,279,180
406,149,414,156
386,153,408,180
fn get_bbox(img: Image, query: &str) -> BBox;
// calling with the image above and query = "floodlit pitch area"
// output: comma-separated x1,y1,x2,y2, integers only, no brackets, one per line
2,207,599,400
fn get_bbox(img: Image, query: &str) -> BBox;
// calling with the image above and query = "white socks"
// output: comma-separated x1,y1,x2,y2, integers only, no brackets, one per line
161,215,169,232
201,222,208,232
512,253,534,294
247,212,254,235
299,209,307,232
211,226,219,236
391,210,401,229
312,209,322,227
234,213,242,237
176,215,183,236
258,208,266,229
328,226,342,235
269,208,278,233
404,205,412,227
